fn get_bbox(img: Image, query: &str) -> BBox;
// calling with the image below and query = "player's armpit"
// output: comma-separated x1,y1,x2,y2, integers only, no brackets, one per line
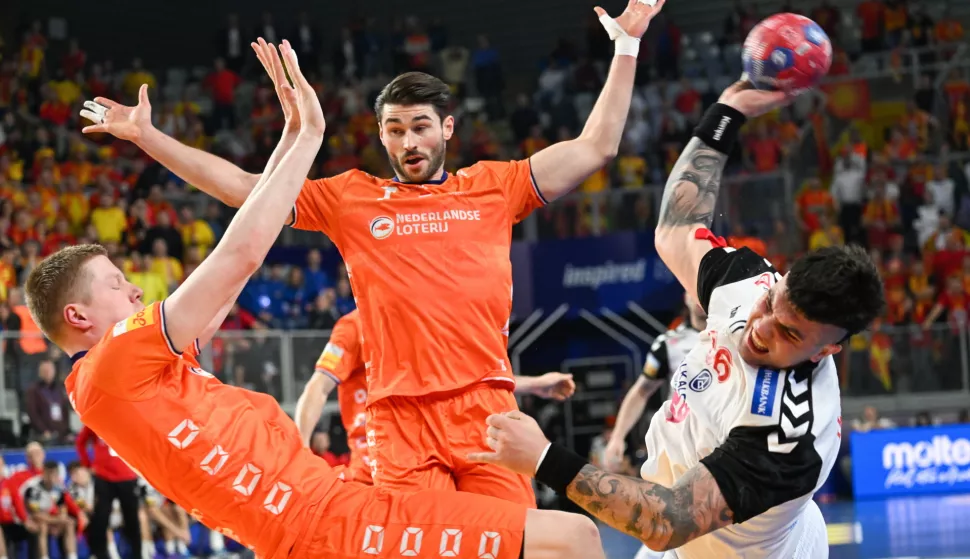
566,463,734,552
654,137,730,303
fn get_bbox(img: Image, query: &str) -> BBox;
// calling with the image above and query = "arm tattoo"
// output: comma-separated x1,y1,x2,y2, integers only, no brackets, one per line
657,138,728,229
566,463,734,552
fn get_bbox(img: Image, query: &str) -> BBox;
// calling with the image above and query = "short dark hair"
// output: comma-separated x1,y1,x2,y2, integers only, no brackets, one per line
786,244,885,338
43,460,59,472
67,461,82,473
374,72,451,122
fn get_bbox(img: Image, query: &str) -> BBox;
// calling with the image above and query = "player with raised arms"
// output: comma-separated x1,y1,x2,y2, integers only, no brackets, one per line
34,42,605,559
467,79,885,557
79,0,663,507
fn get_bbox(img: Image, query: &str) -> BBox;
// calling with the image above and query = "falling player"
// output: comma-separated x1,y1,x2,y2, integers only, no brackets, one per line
468,80,885,558
80,0,663,505
38,42,604,559
295,310,576,484
602,294,705,474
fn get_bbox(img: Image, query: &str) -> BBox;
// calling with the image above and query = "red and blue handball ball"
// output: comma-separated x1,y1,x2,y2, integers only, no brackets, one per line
742,13,833,94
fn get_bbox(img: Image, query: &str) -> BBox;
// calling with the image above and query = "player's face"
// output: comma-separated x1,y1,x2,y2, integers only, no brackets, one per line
379,103,454,183
67,255,144,338
739,276,844,369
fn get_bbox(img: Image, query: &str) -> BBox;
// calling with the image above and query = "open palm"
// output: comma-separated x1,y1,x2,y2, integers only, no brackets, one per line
80,84,153,142
595,0,666,40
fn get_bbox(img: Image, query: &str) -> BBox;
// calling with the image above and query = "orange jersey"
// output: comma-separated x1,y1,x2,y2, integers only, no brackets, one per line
66,302,339,559
314,311,367,449
293,162,544,404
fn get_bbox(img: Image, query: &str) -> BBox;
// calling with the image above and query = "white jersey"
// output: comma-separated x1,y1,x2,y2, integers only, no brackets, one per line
641,246,840,559
643,324,700,384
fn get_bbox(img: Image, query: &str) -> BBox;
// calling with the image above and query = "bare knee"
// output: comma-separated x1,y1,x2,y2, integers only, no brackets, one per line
524,509,604,559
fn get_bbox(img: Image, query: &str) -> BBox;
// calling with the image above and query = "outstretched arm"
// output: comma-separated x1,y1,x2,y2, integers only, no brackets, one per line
529,0,664,201
567,462,732,551
164,43,325,352
513,372,576,400
80,39,301,209
294,372,337,446
654,81,791,300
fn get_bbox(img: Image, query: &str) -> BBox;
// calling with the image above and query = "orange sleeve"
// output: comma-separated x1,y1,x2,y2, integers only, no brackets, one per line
314,313,361,385
86,301,182,400
291,176,344,239
474,159,546,224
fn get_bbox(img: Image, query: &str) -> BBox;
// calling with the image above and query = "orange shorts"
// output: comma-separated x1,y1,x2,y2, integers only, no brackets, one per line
292,481,526,559
366,383,536,507
335,447,374,485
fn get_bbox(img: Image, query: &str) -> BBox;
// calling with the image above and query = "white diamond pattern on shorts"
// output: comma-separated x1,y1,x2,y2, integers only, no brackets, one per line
439,529,462,557
399,527,423,556
231,464,262,496
167,419,200,449
262,481,292,515
200,445,229,475
478,532,502,559
361,525,384,555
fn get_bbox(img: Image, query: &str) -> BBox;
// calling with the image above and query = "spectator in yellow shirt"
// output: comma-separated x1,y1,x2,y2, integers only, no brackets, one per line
179,206,215,257
615,143,647,189
125,253,168,304
121,58,157,100
150,238,184,290
809,213,846,251
89,194,127,243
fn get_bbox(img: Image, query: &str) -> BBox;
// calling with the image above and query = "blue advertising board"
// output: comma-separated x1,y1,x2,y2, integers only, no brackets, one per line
2,446,78,479
510,231,683,317
851,424,970,499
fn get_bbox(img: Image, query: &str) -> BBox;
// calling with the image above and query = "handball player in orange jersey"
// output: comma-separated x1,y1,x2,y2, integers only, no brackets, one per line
80,0,665,505
42,42,605,559
295,310,575,485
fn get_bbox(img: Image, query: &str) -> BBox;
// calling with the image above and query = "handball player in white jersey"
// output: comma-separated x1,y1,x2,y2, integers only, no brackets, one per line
470,80,884,558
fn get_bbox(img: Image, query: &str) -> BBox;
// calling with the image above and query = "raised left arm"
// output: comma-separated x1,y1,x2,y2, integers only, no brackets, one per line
529,0,664,202
529,55,637,201
567,462,733,552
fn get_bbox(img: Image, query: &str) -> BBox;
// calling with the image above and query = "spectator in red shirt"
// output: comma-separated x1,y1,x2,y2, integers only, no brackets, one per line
674,78,701,116
76,425,143,559
61,39,86,77
923,274,970,331
204,57,241,132
0,441,45,555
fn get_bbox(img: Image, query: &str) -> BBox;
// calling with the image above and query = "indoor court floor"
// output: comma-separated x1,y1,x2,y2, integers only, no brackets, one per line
598,493,970,559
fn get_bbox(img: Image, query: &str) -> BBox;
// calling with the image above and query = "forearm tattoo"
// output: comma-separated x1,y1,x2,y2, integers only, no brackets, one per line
566,463,734,551
657,138,728,229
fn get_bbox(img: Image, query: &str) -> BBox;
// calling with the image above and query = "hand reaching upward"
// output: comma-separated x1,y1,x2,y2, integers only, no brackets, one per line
594,0,666,40
79,84,153,142
252,38,301,133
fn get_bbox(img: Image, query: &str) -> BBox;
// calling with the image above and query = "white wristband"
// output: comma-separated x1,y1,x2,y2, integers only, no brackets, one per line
615,35,641,58
535,442,553,475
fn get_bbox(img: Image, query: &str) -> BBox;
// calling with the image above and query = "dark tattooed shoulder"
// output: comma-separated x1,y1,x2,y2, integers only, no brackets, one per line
566,463,734,551
657,138,728,230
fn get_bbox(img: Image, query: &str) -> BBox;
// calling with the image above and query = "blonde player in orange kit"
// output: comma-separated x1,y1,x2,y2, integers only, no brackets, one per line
47,42,605,559
295,310,576,485
80,0,665,505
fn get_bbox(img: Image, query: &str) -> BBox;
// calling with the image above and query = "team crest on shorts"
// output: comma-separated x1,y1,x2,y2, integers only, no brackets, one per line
369,216,394,239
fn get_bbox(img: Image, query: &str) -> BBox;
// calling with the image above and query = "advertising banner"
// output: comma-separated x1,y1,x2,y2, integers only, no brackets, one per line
851,424,970,499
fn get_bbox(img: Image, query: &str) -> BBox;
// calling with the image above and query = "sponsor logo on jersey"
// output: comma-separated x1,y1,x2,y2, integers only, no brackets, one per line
369,216,395,239
751,367,780,416
666,363,691,423
369,210,482,239
112,307,155,337
689,370,713,392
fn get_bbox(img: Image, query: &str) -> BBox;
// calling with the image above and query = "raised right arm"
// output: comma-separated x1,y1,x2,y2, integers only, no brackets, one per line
135,126,265,208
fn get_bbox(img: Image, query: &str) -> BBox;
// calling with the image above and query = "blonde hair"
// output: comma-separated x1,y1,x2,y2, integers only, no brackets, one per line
24,244,107,341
